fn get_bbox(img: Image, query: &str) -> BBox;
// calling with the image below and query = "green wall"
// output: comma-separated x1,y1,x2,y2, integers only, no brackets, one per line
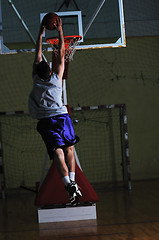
67,36,159,181
0,36,159,182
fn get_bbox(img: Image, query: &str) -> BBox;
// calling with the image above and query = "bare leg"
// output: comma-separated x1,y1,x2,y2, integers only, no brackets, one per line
64,146,82,203
53,148,69,177
54,146,82,206
64,146,75,173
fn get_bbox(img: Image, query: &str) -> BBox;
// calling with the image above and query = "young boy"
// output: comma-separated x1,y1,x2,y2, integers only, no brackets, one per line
28,17,81,206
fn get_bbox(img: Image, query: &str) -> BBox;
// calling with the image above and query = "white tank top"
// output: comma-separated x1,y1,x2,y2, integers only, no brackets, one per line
28,72,68,119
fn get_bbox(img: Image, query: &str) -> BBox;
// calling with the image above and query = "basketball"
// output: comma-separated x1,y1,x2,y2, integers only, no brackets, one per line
42,12,59,30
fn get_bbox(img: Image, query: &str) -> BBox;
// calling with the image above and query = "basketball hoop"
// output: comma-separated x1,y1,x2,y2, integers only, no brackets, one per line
46,35,82,62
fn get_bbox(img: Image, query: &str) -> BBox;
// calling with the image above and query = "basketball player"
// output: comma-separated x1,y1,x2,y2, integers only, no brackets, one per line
28,17,82,206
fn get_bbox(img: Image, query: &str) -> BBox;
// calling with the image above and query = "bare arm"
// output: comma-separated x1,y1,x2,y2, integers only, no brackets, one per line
54,18,65,84
33,24,45,74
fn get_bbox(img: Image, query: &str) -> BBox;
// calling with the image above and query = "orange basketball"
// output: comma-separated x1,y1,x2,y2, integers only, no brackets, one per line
42,12,59,30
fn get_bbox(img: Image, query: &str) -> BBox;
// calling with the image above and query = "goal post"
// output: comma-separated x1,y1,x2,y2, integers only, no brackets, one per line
0,104,131,198
70,104,131,190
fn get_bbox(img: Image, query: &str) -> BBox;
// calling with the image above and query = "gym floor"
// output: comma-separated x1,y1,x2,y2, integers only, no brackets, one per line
0,180,159,240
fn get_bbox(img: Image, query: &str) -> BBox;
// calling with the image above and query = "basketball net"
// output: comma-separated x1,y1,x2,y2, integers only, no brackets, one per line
46,35,82,80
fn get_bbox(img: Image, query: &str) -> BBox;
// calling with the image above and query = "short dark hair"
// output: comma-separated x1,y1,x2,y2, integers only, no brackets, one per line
36,61,51,79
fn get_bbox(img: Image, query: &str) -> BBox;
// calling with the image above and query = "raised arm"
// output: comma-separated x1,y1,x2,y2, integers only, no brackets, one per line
33,24,45,74
54,18,65,84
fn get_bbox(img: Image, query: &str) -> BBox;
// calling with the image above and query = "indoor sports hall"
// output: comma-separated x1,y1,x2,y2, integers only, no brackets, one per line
0,0,159,239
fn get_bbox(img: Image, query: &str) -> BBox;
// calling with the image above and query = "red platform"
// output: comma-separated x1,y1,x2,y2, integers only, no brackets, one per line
35,161,99,206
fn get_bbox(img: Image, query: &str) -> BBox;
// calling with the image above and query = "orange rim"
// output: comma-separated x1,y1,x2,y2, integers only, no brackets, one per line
46,35,82,49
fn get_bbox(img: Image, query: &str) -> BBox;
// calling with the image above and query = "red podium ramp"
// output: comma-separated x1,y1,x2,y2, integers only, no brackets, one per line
35,161,99,206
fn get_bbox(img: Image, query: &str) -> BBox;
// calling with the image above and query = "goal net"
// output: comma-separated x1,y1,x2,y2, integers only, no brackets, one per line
0,105,130,192
71,105,130,188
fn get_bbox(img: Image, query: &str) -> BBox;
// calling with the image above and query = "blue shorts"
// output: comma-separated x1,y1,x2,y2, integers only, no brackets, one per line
37,114,79,160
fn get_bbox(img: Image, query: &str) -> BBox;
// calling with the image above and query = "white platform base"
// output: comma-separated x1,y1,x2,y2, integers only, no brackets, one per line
38,204,97,223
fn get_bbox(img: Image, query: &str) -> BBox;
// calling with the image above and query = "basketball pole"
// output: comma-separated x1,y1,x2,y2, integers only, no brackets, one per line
61,1,107,168
8,0,47,62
